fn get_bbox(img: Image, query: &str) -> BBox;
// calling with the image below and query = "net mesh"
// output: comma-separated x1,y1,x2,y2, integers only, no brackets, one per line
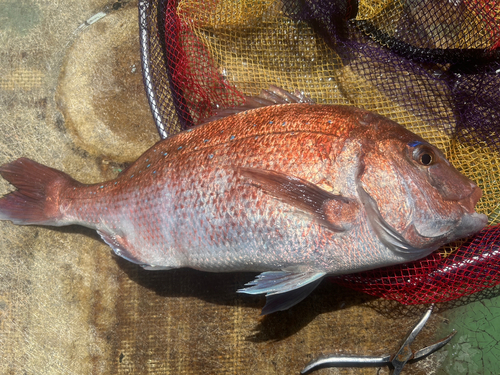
139,0,500,305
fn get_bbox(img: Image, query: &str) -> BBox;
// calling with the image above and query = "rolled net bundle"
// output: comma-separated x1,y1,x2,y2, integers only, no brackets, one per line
139,0,500,305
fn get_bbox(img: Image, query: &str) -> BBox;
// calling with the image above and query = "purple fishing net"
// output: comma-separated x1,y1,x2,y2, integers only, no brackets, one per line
282,0,500,150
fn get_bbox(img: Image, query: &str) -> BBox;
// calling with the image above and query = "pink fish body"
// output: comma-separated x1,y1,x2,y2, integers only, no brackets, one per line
0,103,487,313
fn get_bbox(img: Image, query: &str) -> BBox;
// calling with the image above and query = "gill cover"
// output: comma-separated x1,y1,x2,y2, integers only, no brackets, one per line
356,184,441,257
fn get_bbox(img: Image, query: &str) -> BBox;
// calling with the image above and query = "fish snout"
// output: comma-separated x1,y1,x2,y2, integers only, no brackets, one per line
458,183,482,214
444,183,487,242
443,184,487,242
428,161,482,203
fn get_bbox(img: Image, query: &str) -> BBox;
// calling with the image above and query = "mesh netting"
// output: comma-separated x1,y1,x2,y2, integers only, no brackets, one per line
139,0,500,305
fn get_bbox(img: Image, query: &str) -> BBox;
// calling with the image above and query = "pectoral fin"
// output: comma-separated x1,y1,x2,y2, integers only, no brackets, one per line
238,269,326,315
238,167,359,232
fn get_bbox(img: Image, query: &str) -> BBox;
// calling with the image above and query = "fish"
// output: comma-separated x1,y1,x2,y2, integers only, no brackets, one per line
0,92,487,314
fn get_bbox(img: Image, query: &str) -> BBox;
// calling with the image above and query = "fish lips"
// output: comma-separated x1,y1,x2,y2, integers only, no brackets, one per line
444,211,488,242
408,188,488,246
416,159,487,241
434,183,487,241
446,184,488,240
398,211,488,257
411,210,488,249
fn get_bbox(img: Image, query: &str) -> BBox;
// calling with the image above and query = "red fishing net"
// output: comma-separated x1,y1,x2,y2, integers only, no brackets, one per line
138,0,500,305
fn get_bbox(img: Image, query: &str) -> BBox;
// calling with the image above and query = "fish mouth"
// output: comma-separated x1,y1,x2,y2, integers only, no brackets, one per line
445,211,488,242
404,210,487,249
412,182,485,240
447,184,488,241
456,184,483,215
358,184,488,258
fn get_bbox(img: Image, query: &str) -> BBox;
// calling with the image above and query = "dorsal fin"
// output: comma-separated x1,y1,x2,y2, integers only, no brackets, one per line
200,86,314,124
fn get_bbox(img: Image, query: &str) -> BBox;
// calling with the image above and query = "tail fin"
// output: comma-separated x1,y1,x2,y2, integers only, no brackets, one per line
0,158,81,226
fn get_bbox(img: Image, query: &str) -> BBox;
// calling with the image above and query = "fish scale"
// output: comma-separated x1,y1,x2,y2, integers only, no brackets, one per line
0,103,487,314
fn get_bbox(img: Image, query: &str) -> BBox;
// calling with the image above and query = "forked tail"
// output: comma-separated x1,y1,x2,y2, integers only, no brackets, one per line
0,158,81,226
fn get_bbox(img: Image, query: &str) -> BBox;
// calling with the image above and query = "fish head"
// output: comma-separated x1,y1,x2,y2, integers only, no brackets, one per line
359,120,487,255
404,139,486,238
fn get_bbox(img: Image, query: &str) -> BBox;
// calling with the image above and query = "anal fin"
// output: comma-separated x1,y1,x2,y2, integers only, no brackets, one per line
97,228,145,266
238,269,326,315
97,229,174,270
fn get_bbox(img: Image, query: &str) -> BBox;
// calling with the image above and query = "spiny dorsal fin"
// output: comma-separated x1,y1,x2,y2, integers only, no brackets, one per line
200,86,314,124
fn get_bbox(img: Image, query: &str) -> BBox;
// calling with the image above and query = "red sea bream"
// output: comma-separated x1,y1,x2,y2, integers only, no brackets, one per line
0,103,487,314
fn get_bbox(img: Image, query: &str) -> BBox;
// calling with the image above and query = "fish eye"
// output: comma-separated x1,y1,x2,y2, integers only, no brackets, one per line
408,141,435,166
419,153,433,165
